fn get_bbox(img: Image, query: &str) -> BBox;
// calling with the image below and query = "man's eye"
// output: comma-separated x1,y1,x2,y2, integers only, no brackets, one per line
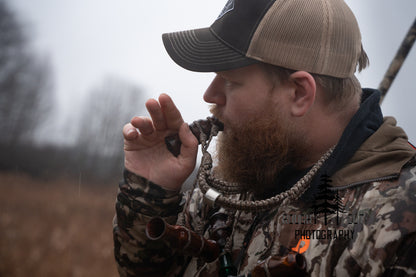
225,80,238,89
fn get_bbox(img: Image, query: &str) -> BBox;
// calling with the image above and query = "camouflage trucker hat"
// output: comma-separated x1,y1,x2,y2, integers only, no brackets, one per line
162,0,364,78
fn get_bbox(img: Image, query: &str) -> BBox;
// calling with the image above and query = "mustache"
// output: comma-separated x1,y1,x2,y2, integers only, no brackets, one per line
209,104,222,121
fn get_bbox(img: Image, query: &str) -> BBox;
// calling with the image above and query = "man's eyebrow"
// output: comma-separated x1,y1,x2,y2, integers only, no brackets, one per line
216,71,232,79
215,72,227,79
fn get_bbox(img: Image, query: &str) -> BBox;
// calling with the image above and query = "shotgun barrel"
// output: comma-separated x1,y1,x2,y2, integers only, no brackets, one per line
379,17,416,104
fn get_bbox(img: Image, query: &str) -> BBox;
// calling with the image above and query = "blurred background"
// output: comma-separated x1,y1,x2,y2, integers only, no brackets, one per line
0,0,415,276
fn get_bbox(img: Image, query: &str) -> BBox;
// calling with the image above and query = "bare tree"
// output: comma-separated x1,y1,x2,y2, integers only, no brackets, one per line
76,75,146,179
0,0,54,146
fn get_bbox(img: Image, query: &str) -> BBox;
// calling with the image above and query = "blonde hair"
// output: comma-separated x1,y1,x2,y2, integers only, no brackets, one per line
261,49,369,109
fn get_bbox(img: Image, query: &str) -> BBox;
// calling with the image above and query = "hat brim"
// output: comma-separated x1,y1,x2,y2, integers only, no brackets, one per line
162,27,258,72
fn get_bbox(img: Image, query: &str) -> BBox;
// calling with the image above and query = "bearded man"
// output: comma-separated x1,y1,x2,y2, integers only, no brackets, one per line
113,0,416,276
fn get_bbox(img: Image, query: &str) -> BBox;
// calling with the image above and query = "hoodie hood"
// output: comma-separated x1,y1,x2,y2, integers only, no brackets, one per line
331,116,415,188
303,88,415,197
270,89,415,198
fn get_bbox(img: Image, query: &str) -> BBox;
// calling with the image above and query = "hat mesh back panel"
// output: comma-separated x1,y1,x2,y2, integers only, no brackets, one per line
246,0,361,78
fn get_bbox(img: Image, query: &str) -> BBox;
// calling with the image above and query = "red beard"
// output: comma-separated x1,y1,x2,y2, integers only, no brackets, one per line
210,105,309,196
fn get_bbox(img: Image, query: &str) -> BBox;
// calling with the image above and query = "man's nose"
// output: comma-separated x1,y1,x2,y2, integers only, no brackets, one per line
203,75,226,106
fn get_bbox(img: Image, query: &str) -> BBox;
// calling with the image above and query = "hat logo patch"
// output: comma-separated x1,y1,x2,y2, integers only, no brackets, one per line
217,0,235,20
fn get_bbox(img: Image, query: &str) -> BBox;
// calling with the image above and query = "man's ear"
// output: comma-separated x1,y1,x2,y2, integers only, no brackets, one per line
288,71,316,117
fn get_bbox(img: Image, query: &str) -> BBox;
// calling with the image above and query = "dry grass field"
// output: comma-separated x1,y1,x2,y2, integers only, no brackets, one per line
0,172,119,277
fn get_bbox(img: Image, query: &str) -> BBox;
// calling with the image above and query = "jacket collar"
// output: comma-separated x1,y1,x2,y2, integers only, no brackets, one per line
314,88,415,189
301,88,415,198
323,88,384,177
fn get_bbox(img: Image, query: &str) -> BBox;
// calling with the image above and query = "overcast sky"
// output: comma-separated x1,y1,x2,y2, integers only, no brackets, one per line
8,0,416,144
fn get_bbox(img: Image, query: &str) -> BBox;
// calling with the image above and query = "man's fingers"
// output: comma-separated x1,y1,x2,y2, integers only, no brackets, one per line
123,123,138,140
130,116,155,136
146,99,167,131
178,123,198,161
159,94,184,130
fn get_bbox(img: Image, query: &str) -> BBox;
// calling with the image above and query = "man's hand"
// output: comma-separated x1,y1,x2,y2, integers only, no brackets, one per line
123,94,198,191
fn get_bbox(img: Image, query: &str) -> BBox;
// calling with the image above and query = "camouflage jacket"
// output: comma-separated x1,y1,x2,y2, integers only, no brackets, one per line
113,91,416,276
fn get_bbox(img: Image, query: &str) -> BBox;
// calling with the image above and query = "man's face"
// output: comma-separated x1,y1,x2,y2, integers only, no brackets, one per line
204,64,280,132
204,64,309,196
